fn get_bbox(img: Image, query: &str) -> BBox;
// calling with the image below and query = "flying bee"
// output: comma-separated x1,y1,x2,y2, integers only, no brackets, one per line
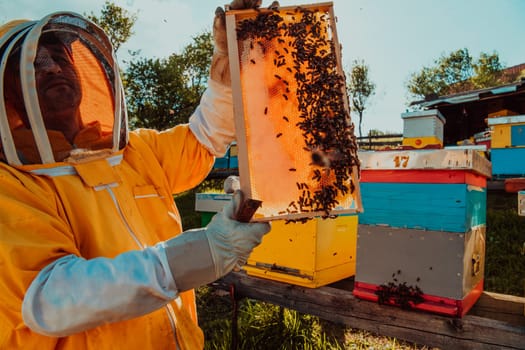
309,147,343,168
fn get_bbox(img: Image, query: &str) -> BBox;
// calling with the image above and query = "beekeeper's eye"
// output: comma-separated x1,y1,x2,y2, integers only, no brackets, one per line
34,44,72,71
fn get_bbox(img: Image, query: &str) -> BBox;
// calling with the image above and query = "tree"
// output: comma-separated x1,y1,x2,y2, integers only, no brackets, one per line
471,52,503,89
406,48,503,102
124,31,213,130
86,1,137,52
347,59,375,138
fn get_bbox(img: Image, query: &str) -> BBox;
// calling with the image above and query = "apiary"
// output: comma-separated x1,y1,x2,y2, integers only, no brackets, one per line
401,109,445,149
353,148,491,317
225,2,361,222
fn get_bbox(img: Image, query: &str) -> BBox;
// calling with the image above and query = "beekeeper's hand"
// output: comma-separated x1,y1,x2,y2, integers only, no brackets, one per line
211,0,282,85
163,190,270,291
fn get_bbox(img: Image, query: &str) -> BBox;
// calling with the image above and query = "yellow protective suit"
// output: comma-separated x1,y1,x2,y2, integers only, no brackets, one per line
0,12,237,350
0,126,214,349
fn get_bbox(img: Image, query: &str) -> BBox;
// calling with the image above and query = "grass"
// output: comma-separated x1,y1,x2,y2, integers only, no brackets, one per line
174,181,525,350
484,190,525,296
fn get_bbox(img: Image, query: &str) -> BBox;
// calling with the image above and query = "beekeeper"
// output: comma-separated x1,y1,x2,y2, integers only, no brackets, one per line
0,1,269,349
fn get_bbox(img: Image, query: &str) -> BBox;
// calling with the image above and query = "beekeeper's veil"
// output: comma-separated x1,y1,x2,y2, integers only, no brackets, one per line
0,12,127,165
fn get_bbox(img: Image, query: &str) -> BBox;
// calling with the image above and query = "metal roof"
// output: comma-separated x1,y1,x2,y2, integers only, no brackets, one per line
410,79,525,109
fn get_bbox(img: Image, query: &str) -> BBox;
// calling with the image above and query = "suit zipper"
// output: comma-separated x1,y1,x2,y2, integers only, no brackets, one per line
103,184,181,350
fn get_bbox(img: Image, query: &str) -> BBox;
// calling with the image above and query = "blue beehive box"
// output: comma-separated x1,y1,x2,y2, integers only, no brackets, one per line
358,148,491,232
491,148,525,178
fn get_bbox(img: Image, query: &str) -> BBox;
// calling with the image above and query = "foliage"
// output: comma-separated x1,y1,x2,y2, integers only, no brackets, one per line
406,48,503,102
485,192,525,296
367,129,385,136
124,31,213,130
346,60,375,138
471,52,505,88
85,1,137,52
197,286,344,350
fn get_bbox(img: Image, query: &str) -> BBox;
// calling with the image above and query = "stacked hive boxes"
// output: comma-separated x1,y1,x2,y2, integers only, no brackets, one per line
487,111,525,178
354,148,492,317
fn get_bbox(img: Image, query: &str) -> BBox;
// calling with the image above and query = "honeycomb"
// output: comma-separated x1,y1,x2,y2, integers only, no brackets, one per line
226,3,361,222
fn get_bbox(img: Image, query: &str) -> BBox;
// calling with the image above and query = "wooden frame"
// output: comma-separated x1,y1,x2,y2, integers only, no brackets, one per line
226,2,362,222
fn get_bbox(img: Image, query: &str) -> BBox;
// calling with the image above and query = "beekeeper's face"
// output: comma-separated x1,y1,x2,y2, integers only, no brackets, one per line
34,37,82,131
0,12,128,165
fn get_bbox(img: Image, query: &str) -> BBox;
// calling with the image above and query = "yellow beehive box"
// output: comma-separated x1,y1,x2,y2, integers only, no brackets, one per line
488,109,518,118
402,136,443,149
491,124,512,148
487,115,525,148
244,215,358,287
225,3,361,222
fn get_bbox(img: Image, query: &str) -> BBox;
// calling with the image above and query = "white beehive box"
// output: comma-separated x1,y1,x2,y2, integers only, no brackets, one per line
402,109,446,138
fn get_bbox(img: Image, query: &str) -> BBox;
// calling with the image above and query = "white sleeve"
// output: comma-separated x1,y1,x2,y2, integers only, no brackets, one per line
22,246,177,337
189,79,236,157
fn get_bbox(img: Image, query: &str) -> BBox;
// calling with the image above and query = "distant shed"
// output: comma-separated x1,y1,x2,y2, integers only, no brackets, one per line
410,78,525,146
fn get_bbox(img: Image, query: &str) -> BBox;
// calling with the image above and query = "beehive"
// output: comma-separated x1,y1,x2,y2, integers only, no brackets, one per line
194,192,359,287
195,192,233,226
357,148,491,232
244,215,358,287
488,114,525,148
401,109,445,149
354,148,491,317
487,115,525,178
225,2,361,222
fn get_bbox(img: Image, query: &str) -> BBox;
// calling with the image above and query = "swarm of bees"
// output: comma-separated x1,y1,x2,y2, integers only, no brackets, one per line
236,6,359,222
375,270,424,310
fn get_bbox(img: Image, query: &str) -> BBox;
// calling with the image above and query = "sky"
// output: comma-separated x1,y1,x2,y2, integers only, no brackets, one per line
1,0,525,135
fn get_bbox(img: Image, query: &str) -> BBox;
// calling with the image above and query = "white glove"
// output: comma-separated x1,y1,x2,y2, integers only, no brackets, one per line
164,190,270,291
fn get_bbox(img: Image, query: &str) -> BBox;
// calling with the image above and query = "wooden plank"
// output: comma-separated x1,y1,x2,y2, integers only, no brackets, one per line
214,272,525,349
470,291,525,326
